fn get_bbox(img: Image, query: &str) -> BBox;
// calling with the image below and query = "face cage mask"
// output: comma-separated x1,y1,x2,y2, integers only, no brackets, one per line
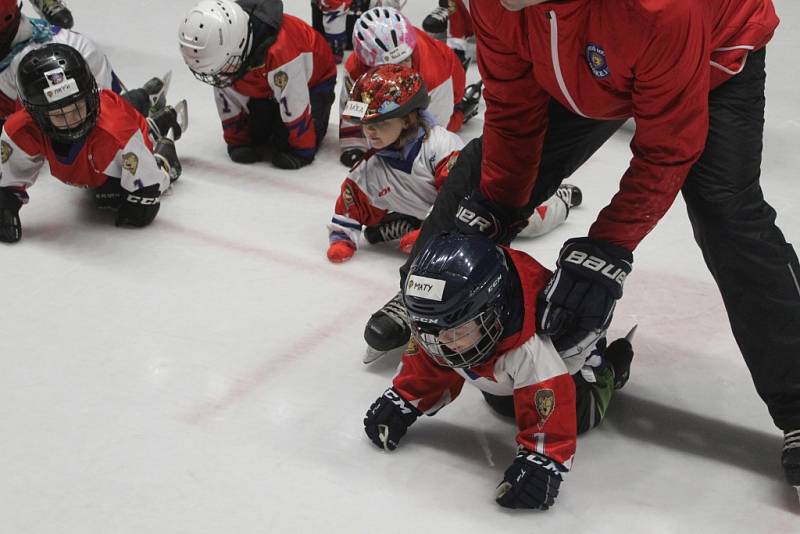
192,20,253,89
30,91,100,143
411,307,504,369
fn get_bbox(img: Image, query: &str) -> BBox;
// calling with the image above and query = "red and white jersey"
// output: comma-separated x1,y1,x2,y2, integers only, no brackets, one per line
0,90,169,203
328,124,463,247
392,247,578,467
339,27,466,151
215,14,337,158
312,0,352,40
0,18,116,121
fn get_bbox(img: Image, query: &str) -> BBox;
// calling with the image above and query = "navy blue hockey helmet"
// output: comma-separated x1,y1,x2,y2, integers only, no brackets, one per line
403,232,509,369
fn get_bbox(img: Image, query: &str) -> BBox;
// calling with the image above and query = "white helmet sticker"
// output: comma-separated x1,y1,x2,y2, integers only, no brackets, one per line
406,275,446,301
343,100,368,119
382,44,412,64
42,67,79,103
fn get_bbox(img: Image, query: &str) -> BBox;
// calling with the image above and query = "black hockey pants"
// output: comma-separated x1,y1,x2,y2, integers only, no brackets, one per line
402,48,800,431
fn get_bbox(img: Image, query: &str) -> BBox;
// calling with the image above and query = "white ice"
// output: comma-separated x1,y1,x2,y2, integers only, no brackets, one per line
1,1,799,532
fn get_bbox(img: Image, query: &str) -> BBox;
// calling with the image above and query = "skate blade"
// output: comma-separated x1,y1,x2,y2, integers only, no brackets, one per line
149,71,172,110
173,99,189,134
363,345,405,364
625,324,638,343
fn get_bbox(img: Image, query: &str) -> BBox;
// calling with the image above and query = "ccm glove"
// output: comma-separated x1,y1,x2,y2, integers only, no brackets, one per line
454,190,528,244
272,150,313,170
116,184,161,228
364,387,420,451
227,144,260,164
495,449,565,510
0,188,22,243
154,137,182,183
537,237,632,352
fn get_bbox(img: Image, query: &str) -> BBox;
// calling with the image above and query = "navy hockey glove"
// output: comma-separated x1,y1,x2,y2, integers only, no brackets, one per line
537,237,632,353
364,387,420,451
496,448,565,510
116,184,161,228
154,137,181,183
0,188,22,243
272,150,313,170
227,144,260,164
454,190,528,244
339,148,365,168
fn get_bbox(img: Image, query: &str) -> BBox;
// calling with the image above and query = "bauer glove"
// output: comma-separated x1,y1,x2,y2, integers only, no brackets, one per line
495,448,566,510
454,190,528,244
364,387,420,451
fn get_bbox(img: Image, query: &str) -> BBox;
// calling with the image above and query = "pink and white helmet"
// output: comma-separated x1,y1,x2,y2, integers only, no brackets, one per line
353,6,417,67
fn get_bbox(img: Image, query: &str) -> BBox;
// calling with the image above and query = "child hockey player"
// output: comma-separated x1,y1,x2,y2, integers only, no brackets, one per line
0,44,185,242
179,0,336,170
363,232,635,510
327,64,579,266
338,5,480,167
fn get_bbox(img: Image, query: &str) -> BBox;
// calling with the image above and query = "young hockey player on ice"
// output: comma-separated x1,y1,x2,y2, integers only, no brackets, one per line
363,232,635,510
178,0,336,170
327,64,580,266
338,5,481,168
0,44,186,242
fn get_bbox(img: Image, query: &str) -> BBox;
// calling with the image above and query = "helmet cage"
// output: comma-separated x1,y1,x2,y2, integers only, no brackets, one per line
189,46,249,88
411,306,504,369
26,87,100,142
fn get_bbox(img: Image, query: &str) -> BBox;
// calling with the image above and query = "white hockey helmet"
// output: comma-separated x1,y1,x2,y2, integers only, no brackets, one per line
353,6,417,67
178,0,252,88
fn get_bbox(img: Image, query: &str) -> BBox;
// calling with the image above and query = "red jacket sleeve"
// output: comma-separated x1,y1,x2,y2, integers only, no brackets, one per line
392,342,466,415
333,176,387,228
512,374,576,465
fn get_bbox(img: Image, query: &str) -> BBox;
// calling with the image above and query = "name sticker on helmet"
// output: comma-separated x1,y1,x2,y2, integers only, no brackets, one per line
343,100,368,119
42,67,79,103
406,275,446,301
382,44,412,65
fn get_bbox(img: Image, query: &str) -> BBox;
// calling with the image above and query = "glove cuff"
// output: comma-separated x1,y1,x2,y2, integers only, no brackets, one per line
383,387,421,422
516,447,567,476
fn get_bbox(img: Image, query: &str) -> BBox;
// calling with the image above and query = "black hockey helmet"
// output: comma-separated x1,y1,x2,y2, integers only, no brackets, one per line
17,43,100,142
404,232,510,369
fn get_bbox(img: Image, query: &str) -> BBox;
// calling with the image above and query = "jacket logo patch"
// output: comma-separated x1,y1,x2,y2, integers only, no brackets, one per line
122,152,139,175
273,70,289,91
342,184,355,209
535,389,555,425
1,140,12,163
586,43,610,79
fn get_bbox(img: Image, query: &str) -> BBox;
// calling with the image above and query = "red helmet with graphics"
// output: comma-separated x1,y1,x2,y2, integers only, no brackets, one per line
342,63,429,125
0,0,21,53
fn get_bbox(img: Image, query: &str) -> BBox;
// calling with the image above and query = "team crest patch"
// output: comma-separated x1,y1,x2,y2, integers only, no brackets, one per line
585,43,610,79
405,338,418,355
273,70,289,91
122,152,139,175
535,389,555,425
1,140,12,163
342,184,355,209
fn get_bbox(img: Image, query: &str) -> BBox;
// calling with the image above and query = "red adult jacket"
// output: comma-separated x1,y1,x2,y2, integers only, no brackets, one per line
471,0,778,250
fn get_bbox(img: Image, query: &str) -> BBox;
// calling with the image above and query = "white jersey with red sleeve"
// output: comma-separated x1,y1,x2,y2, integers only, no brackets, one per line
215,14,336,158
339,27,466,151
327,124,463,247
391,248,578,468
0,90,169,204
0,18,117,121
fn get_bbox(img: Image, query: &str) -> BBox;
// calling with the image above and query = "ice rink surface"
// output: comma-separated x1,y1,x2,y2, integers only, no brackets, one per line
1,1,799,532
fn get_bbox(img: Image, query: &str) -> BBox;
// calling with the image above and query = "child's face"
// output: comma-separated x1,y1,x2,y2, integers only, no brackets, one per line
362,117,407,149
437,319,483,354
46,99,88,131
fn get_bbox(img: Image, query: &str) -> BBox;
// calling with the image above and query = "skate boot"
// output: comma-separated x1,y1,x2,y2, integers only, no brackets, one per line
142,71,172,114
364,213,421,245
30,0,73,29
363,291,411,364
783,429,800,498
422,4,448,40
147,100,188,142
555,183,582,209
603,325,636,389
459,81,482,124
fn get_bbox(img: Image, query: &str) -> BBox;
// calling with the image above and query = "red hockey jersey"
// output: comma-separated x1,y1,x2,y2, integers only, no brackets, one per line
216,14,337,158
392,247,577,467
470,0,779,251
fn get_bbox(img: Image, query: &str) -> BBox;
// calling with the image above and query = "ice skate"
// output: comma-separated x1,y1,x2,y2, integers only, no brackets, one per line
30,0,73,29
604,325,636,389
364,213,421,245
142,71,172,114
147,99,188,142
459,81,482,124
783,428,800,500
555,183,582,209
363,291,411,364
422,5,448,40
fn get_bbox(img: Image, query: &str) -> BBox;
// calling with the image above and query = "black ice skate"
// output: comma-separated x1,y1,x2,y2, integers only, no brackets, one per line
147,100,188,142
30,0,73,29
422,5,448,40
783,429,800,499
459,81,482,124
604,324,636,389
555,183,583,209
364,213,421,245
142,71,172,114
363,291,411,364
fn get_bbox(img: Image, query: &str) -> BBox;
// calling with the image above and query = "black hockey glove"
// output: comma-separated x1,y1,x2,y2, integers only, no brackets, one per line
227,144,260,164
154,137,181,183
537,237,632,352
364,387,420,451
116,184,161,228
454,190,528,244
495,448,565,510
0,188,22,243
339,148,365,168
272,150,312,170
